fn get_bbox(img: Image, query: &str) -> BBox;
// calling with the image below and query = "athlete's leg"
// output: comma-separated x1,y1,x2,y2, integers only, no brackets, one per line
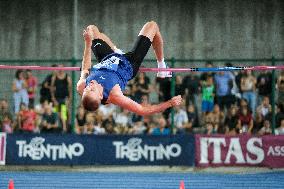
86,25,114,62
87,25,116,50
138,21,164,62
138,21,171,78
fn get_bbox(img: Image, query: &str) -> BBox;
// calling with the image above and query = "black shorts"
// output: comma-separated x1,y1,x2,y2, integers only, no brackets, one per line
91,35,151,78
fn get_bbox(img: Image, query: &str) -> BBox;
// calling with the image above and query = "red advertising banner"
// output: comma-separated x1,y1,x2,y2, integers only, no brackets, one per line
0,132,6,165
195,134,284,168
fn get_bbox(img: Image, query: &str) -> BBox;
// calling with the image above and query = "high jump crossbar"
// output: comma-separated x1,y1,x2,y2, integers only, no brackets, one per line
0,65,284,72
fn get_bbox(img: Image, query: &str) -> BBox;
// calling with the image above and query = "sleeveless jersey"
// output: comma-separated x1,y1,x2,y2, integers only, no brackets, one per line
86,53,133,104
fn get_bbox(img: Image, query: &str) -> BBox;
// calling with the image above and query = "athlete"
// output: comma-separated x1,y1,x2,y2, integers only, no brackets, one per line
76,21,182,116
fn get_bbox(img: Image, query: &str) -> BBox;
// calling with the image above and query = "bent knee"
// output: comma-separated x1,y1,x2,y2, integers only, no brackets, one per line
145,21,158,30
87,25,101,38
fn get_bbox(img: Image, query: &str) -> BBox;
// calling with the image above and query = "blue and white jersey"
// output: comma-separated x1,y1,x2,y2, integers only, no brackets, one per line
86,53,133,104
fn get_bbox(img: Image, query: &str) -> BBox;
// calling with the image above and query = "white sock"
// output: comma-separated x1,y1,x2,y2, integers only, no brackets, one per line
157,58,166,68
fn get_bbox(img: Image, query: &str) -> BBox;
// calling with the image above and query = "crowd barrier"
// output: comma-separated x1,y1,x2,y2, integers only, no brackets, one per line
0,133,283,168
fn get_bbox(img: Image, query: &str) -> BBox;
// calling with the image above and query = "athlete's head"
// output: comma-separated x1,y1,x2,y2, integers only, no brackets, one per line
82,80,103,111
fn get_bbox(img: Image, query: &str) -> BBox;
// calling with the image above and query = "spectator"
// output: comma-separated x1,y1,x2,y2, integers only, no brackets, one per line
237,105,254,134
0,99,14,132
276,103,284,128
253,113,264,134
114,108,131,127
129,121,147,135
277,71,284,105
182,72,200,125
235,70,246,95
275,119,284,135
258,119,272,135
256,70,272,105
40,102,61,133
75,106,87,134
51,64,72,132
131,95,152,126
133,72,151,103
39,64,57,103
155,77,171,118
225,62,241,100
175,75,186,97
256,96,271,119
25,69,38,109
150,114,170,135
12,70,29,113
214,71,235,111
211,104,225,133
187,103,198,132
17,103,37,133
205,122,216,135
224,105,239,135
200,61,214,82
201,75,215,118
173,103,189,134
1,114,13,133
85,112,96,134
240,70,257,116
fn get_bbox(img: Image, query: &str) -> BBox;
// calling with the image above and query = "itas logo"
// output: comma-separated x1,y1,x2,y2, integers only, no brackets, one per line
113,138,181,162
199,137,264,165
16,137,84,161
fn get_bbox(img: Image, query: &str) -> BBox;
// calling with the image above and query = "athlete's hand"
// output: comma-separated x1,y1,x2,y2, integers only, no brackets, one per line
170,95,182,107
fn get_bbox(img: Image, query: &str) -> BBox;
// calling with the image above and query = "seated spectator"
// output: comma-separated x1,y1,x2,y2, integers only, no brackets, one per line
187,104,198,128
150,114,170,135
75,106,87,134
128,121,147,135
276,103,284,127
113,108,131,134
40,102,61,133
205,122,216,135
17,103,37,133
253,113,264,134
0,99,14,133
93,123,106,135
224,105,239,135
275,119,284,135
98,103,116,121
174,103,189,134
1,114,13,133
114,108,131,128
85,112,96,134
203,112,218,134
256,96,271,119
258,119,272,135
211,104,225,132
237,105,254,134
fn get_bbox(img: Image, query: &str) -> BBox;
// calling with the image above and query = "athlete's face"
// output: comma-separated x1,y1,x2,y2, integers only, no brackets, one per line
83,80,103,101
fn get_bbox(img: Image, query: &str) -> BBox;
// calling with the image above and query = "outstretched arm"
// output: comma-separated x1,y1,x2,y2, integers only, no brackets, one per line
77,29,93,95
108,86,182,116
